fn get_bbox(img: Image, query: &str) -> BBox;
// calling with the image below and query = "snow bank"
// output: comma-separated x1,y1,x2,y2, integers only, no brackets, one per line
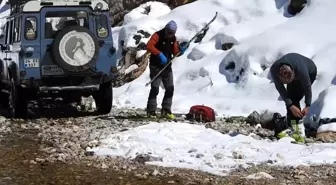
90,122,336,176
317,123,336,134
113,0,336,119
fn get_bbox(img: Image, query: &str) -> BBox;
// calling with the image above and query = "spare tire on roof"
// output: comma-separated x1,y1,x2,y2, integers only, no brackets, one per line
51,25,99,72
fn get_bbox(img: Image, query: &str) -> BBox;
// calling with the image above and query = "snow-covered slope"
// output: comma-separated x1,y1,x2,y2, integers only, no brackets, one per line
113,0,336,119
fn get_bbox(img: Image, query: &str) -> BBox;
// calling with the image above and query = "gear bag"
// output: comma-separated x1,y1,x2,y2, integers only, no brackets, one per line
186,105,216,122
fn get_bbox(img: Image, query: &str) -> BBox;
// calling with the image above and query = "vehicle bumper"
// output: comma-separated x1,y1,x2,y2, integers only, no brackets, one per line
20,73,114,92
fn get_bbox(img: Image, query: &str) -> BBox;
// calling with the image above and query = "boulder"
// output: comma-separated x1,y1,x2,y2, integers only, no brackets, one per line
221,43,235,50
113,48,150,87
316,122,336,142
287,0,307,16
316,131,336,142
246,110,279,130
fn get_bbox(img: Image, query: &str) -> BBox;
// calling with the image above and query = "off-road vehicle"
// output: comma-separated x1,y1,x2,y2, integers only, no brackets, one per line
0,0,117,118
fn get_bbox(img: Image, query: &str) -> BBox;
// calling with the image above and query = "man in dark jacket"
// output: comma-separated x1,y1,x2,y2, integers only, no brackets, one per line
270,53,317,136
146,20,186,119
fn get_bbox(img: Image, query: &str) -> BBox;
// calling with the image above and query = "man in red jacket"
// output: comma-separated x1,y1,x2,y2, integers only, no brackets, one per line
146,20,186,119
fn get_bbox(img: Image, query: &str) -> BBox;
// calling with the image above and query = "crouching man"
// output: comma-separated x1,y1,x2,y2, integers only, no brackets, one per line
146,20,186,119
270,53,317,138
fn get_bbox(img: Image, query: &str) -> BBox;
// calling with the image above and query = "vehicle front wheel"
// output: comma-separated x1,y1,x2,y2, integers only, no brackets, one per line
94,82,113,114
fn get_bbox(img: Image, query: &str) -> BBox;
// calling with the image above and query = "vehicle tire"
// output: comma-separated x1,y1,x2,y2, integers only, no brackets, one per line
15,88,28,118
94,82,113,114
7,77,17,118
51,25,99,72
7,77,28,118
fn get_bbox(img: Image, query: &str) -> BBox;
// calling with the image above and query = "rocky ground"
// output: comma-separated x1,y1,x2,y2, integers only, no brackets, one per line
0,104,336,185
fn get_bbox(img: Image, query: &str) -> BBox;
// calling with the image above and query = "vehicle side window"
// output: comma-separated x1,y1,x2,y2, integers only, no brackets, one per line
0,22,7,44
25,17,37,40
95,14,108,38
5,19,13,45
14,16,21,43
5,21,9,44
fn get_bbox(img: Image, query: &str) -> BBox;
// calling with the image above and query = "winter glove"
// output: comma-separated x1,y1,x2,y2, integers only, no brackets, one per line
179,46,186,55
159,52,168,65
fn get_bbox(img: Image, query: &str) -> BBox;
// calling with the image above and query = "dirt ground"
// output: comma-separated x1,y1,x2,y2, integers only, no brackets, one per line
0,105,336,185
0,128,335,185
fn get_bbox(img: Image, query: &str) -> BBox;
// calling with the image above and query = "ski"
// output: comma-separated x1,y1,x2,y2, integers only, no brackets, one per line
145,12,218,87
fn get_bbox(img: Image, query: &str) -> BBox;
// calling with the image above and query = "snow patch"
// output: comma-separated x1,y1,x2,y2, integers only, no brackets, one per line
90,122,336,176
317,123,336,134
123,1,171,25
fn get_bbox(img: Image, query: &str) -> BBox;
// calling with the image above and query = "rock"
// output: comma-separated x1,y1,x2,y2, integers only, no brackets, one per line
305,138,315,143
225,62,235,71
232,151,244,159
249,133,261,140
214,153,224,160
134,154,163,164
21,124,27,129
137,42,147,50
135,173,143,179
113,49,150,87
111,118,119,125
292,169,308,179
221,43,235,50
316,131,336,143
1,177,12,181
101,163,109,169
0,116,7,124
152,169,159,176
137,30,151,38
133,35,142,45
188,148,197,153
245,172,275,180
29,160,37,165
287,0,307,16
168,181,176,184
195,153,204,158
35,158,45,163
296,164,310,171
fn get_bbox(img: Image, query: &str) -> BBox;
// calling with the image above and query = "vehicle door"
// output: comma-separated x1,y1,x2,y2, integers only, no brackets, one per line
2,17,15,81
20,14,41,80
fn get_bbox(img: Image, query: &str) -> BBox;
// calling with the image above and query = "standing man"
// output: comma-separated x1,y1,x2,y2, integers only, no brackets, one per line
270,53,317,137
146,20,186,119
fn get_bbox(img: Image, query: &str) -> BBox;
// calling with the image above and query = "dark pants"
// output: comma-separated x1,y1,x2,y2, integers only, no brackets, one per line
146,66,174,112
286,72,317,125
